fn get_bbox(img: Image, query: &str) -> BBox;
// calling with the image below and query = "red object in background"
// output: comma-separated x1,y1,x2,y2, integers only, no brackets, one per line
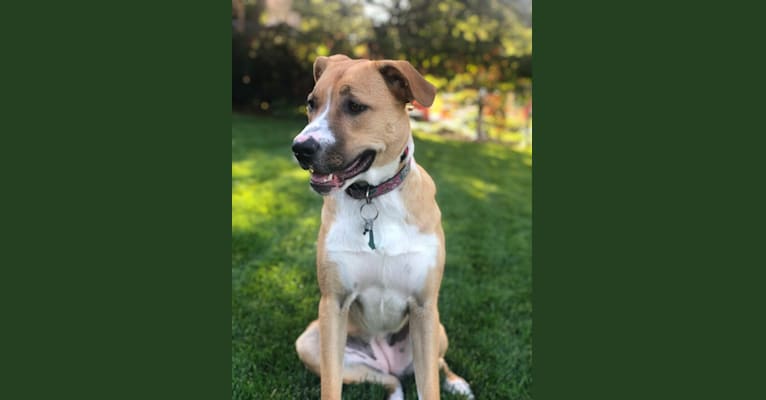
522,101,532,120
410,100,429,121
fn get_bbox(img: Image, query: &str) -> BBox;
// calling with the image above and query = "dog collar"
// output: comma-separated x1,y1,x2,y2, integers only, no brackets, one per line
345,147,411,201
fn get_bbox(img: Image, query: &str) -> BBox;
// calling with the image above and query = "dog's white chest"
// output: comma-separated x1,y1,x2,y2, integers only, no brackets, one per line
325,193,439,332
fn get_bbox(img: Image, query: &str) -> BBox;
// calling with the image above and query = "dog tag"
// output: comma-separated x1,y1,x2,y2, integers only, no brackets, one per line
363,220,376,250
360,202,379,250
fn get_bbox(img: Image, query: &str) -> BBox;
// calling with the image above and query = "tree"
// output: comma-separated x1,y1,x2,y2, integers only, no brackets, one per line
365,0,532,88
232,0,532,110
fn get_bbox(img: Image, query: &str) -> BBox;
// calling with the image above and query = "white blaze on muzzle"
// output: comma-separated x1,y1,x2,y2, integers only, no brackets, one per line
293,90,336,146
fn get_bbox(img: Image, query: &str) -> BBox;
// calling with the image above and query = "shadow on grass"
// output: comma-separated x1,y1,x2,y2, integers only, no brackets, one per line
232,115,532,399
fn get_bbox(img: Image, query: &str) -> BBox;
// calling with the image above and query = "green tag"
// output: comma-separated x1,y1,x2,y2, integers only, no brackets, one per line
367,228,376,250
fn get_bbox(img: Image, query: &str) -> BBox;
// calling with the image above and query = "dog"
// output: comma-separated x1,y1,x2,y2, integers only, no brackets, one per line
293,54,474,400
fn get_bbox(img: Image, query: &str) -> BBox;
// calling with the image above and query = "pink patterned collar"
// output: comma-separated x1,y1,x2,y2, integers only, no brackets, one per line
345,147,411,201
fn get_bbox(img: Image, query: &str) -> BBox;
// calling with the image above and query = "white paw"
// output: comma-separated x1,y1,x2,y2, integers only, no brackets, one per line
444,377,475,399
388,385,404,400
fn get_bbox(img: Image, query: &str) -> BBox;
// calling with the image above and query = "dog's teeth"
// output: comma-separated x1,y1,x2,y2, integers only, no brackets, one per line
328,174,334,181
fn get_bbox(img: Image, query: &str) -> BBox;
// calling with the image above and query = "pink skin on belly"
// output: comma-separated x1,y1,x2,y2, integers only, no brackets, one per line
343,335,413,376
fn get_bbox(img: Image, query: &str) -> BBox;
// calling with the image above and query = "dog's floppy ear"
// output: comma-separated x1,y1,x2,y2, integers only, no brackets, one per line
313,54,351,82
377,60,436,107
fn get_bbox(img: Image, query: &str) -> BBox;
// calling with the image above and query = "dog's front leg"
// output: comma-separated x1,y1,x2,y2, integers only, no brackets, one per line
318,293,354,400
408,297,441,400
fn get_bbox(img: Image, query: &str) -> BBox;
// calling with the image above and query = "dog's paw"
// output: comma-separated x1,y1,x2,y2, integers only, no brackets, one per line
443,377,475,399
388,385,404,400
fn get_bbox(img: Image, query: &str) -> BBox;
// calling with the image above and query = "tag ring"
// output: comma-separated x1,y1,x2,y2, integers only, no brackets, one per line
360,202,379,221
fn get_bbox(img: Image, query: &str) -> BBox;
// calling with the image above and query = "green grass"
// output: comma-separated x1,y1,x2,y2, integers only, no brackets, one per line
232,114,532,399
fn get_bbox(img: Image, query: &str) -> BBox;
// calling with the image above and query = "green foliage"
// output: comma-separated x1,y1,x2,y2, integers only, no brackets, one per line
367,0,532,87
232,115,531,399
232,0,531,108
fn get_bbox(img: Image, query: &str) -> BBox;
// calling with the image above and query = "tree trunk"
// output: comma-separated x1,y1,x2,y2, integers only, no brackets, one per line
476,87,488,141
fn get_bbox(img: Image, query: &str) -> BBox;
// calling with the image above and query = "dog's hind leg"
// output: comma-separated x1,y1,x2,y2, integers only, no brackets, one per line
296,320,404,400
296,320,323,376
343,364,404,400
437,324,474,399
438,358,474,399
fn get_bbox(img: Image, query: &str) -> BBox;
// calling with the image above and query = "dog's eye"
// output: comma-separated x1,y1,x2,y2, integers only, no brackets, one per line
346,100,368,115
306,98,316,112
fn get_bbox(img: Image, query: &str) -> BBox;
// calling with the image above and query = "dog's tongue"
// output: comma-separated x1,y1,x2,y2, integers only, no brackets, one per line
308,153,371,192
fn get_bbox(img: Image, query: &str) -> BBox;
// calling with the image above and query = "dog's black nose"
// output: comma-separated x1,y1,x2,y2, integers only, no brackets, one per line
292,137,320,167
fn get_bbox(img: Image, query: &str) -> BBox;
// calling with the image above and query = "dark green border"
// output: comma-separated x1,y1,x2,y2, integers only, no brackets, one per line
2,2,230,398
4,0,764,398
535,1,765,399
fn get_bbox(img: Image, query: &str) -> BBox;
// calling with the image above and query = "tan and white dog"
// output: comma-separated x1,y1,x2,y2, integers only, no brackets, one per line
293,54,474,400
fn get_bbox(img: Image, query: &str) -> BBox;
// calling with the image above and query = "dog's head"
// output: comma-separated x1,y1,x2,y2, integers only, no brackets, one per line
291,54,435,195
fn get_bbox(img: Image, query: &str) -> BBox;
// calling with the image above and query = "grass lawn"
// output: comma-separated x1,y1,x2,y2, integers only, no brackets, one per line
232,114,532,399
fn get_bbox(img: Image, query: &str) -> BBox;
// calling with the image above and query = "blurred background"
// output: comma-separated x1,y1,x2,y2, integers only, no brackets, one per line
232,0,532,146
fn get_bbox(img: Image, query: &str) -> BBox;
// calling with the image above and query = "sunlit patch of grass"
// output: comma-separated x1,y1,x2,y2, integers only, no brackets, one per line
232,114,531,400
232,177,304,233
413,129,451,144
232,160,254,179
250,263,310,299
441,175,500,200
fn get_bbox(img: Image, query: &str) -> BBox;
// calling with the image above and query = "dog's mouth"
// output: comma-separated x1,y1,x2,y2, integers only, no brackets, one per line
309,150,376,195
